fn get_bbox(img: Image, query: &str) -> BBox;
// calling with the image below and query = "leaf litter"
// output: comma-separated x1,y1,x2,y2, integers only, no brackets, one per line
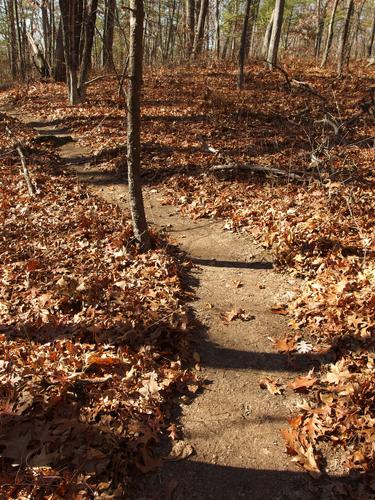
0,112,199,498
1,60,374,497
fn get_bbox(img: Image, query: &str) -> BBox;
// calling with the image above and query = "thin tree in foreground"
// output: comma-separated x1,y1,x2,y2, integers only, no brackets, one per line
321,0,340,68
238,0,252,89
127,0,151,252
267,0,285,69
337,0,354,76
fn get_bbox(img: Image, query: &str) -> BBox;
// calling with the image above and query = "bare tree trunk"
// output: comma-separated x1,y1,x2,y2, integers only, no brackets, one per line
59,0,84,104
262,9,274,59
127,0,151,252
54,19,66,81
368,2,375,57
14,0,25,80
8,0,18,79
186,0,195,56
321,0,339,67
78,0,98,99
216,0,221,58
314,0,327,58
192,0,209,58
337,0,354,76
103,0,116,69
283,5,293,50
238,0,252,89
41,3,51,75
267,0,285,69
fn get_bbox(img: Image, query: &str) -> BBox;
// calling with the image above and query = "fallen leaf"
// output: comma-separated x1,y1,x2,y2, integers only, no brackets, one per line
166,441,194,461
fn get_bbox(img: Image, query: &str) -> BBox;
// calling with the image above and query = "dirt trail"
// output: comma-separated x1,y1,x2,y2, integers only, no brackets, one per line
15,114,311,499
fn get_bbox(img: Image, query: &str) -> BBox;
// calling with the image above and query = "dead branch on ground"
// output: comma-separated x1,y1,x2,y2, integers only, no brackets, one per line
5,126,36,196
209,163,304,181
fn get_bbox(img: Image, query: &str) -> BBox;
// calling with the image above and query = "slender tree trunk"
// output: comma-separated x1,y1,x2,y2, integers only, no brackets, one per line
321,0,339,67
78,0,98,98
238,0,252,89
262,9,274,59
127,0,151,252
103,0,116,69
283,5,293,50
247,0,260,57
54,19,66,81
14,0,25,80
368,3,375,57
315,0,327,58
337,0,354,76
216,0,221,58
165,0,177,61
8,0,18,79
59,0,84,104
267,0,285,69
186,0,195,56
192,0,209,58
41,4,51,74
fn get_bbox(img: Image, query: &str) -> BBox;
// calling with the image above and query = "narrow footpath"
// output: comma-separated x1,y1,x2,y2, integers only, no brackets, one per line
13,113,312,499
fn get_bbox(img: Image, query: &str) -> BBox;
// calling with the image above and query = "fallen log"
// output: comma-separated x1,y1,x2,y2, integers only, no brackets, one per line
209,163,304,181
5,126,36,196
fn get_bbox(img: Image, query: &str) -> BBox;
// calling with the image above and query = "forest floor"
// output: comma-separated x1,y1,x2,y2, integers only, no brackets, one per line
0,61,374,499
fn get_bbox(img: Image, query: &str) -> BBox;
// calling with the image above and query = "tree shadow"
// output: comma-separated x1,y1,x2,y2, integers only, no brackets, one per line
133,459,374,500
191,258,273,270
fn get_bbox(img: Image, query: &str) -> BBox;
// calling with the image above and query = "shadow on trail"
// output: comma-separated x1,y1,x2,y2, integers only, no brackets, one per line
192,257,273,270
197,342,335,373
134,457,372,500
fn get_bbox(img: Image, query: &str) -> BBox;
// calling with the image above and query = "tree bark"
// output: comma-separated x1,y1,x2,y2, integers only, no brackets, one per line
78,0,98,98
186,0,195,56
314,0,327,58
337,0,354,76
267,0,285,69
321,0,339,67
262,9,274,59
8,0,18,79
103,0,116,69
54,19,66,81
127,0,151,252
14,0,25,80
216,0,221,58
59,0,84,104
238,0,252,89
192,0,209,58
368,3,375,57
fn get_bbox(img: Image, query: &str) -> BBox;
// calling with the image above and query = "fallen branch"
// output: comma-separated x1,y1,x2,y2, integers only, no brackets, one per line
84,74,117,87
291,79,328,103
264,60,328,103
209,163,304,181
5,126,36,196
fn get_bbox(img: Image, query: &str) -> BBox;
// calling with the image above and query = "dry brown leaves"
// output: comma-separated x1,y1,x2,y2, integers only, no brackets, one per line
2,61,374,491
0,114,198,498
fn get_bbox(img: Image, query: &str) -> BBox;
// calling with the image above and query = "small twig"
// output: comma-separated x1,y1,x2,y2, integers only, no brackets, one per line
5,126,36,196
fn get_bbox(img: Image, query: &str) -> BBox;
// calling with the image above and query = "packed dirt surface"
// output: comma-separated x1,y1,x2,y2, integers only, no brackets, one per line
9,114,315,499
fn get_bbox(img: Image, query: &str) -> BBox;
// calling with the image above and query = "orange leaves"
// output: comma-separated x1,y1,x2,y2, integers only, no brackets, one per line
288,373,318,392
259,377,285,395
220,306,253,323
0,112,196,498
282,427,321,476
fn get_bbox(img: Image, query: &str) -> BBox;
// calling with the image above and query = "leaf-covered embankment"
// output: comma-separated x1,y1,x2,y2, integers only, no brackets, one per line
0,113,197,498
